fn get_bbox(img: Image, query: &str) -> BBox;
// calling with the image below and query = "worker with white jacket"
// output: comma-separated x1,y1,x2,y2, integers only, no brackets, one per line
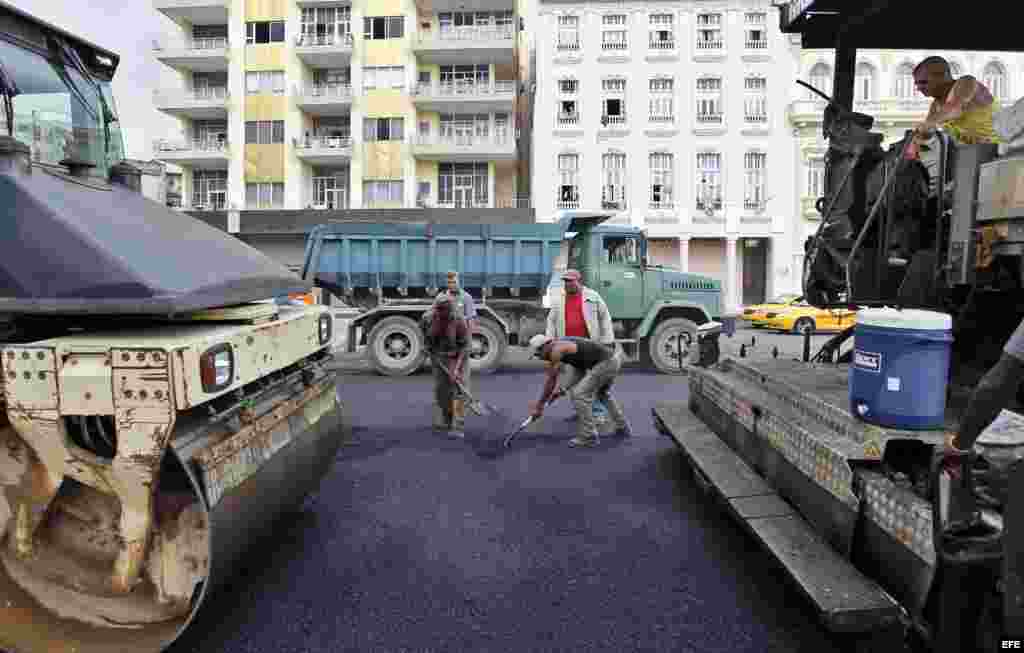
545,269,616,425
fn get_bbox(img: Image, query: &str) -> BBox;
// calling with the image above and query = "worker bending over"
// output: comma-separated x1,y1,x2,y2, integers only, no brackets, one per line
423,295,471,439
527,334,632,448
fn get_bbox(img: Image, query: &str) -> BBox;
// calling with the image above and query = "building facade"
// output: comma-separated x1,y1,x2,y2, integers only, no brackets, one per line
790,50,1023,278
153,0,531,224
532,0,801,312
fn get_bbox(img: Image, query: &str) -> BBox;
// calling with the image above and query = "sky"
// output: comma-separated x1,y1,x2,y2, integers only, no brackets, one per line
8,0,183,160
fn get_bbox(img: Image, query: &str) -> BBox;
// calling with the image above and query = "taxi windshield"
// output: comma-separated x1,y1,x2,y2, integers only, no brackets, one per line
0,35,122,177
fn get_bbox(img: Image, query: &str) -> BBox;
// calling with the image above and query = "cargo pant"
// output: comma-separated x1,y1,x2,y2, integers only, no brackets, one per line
433,353,471,430
566,352,627,442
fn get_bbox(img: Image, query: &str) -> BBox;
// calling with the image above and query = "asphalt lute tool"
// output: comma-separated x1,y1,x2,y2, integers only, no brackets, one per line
430,353,512,433
502,389,563,448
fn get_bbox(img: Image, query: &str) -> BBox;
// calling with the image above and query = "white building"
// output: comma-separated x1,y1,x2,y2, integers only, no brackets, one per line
790,49,1024,257
532,0,801,312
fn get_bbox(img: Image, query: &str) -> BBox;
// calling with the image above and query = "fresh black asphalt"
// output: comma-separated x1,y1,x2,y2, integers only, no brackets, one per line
170,355,844,653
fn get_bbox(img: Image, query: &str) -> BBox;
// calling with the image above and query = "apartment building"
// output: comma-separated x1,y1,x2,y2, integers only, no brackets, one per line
152,0,530,224
791,50,1024,258
532,0,800,311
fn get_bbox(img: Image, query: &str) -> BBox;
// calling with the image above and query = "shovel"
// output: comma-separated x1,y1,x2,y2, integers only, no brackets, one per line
430,353,512,432
503,390,564,448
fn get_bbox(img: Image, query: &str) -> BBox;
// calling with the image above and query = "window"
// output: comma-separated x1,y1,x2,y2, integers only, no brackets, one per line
696,77,722,123
649,77,674,123
807,157,825,199
695,13,722,50
192,120,227,147
245,182,284,209
744,12,767,49
649,13,674,50
363,16,404,40
244,120,285,144
696,152,722,212
649,152,673,209
744,152,766,211
438,11,512,38
439,64,489,91
602,78,626,125
855,62,875,102
894,62,915,99
602,152,626,209
312,167,348,209
557,153,580,209
363,117,404,142
192,170,227,209
417,181,430,204
312,68,351,90
308,116,350,146
983,61,1007,100
300,7,351,46
191,71,228,98
246,21,285,44
245,70,285,95
603,236,639,265
744,77,767,123
557,15,580,51
949,61,963,78
363,66,405,90
601,14,627,51
557,78,579,126
439,113,492,144
438,162,488,207
364,180,404,205
808,62,832,99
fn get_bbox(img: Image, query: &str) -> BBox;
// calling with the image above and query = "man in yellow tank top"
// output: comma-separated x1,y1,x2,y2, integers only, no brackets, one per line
912,56,1000,146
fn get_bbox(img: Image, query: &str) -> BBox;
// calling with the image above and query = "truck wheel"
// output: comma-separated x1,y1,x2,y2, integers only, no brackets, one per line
366,316,425,377
647,318,698,375
469,318,505,375
792,317,816,336
697,336,720,368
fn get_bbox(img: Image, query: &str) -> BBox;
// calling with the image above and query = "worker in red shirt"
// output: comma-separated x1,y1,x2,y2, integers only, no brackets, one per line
545,269,616,425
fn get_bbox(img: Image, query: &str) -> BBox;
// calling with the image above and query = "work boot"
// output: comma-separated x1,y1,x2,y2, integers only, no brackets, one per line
569,435,599,448
433,406,452,431
612,421,633,438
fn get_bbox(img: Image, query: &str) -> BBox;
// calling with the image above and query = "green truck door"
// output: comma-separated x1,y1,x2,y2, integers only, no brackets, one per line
597,234,645,319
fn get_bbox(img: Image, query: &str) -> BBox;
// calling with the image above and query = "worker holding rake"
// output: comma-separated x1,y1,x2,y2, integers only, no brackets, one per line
423,295,472,439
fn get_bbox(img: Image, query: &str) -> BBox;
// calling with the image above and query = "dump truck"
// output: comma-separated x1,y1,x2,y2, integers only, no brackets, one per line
0,3,344,651
653,3,1024,652
302,211,732,376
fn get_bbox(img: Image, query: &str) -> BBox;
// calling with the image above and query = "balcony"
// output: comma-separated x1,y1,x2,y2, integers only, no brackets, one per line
296,0,353,5
695,112,724,132
694,38,724,60
743,112,769,133
555,113,580,129
413,132,515,161
294,33,353,68
556,199,580,210
411,80,514,113
294,84,353,116
414,26,514,65
742,38,770,61
647,37,677,61
293,135,353,165
153,138,229,168
154,37,229,72
154,87,229,119
154,0,228,26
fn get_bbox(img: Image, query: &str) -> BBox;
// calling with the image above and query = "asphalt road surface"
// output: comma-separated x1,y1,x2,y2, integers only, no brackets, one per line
169,339,845,653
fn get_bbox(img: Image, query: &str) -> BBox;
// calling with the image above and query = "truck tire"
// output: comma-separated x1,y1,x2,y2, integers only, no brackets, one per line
647,318,698,375
366,316,425,377
469,317,506,375
696,335,720,368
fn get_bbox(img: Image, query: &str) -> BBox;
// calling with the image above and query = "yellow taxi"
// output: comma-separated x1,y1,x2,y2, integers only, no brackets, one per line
761,304,857,335
741,294,804,326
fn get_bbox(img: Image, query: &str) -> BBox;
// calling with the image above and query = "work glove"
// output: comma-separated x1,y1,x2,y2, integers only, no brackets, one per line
940,431,971,482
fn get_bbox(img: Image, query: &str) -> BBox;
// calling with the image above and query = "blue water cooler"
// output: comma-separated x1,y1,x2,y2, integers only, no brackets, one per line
849,308,953,430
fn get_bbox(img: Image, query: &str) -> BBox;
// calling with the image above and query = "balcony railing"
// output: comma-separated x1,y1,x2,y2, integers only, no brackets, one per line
556,39,580,52
696,113,723,124
416,133,512,148
649,114,674,124
295,135,352,150
556,199,580,210
154,87,229,105
649,37,675,50
297,83,353,100
295,32,353,48
744,113,768,123
497,194,531,209
155,36,229,51
601,41,628,51
431,26,514,41
601,114,627,126
745,39,768,49
556,113,580,127
412,80,515,98
154,138,229,154
649,200,674,210
696,39,723,50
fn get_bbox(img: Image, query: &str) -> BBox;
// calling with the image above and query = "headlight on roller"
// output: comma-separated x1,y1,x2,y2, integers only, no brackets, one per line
200,343,234,393
318,313,333,346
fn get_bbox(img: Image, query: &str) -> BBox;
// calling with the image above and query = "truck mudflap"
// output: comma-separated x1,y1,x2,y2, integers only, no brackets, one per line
0,365,346,653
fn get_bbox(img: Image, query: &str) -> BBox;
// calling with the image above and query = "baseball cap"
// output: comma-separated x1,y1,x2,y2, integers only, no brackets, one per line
528,334,553,357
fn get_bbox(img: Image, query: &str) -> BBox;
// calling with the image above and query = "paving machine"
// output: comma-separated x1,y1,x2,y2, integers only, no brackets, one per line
0,2,345,651
653,2,1024,651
